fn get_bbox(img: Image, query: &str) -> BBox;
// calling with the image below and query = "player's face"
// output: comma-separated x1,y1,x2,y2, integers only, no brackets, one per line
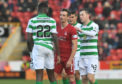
79,11,89,23
60,11,68,23
68,14,77,25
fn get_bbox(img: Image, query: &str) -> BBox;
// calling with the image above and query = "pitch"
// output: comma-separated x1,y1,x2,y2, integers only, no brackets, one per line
0,79,122,84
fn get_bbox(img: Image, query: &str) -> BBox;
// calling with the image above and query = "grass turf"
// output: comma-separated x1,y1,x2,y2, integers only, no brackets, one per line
0,79,122,84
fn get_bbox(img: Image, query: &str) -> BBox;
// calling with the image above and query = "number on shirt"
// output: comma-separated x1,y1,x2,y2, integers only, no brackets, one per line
37,25,51,37
91,64,97,72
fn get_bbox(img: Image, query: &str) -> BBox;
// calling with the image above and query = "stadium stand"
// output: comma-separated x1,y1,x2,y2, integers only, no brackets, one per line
0,0,122,71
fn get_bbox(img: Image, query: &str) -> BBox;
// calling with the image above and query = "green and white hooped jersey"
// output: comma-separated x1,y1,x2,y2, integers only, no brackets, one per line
26,14,57,50
79,21,99,58
73,22,82,52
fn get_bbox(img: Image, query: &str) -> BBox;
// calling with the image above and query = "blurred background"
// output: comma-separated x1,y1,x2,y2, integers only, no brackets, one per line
0,0,122,84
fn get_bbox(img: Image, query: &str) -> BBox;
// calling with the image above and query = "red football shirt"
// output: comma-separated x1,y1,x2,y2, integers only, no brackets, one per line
58,24,77,61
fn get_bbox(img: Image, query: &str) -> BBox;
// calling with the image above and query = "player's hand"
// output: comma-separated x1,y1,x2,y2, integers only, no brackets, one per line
56,56,61,64
75,27,82,32
66,60,72,68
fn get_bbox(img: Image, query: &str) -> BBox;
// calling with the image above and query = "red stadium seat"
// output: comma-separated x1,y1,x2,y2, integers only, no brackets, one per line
110,49,116,56
19,17,25,23
11,12,17,17
116,49,122,59
24,12,32,18
106,56,112,61
16,12,24,18
111,55,120,61
117,23,122,29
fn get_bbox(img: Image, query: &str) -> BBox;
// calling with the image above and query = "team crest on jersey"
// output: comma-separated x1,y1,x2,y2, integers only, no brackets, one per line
64,32,67,35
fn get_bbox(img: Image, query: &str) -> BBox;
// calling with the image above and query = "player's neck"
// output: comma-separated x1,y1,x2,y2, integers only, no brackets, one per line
61,22,68,29
83,19,90,26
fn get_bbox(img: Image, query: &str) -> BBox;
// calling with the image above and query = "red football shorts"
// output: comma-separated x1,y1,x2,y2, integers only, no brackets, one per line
54,57,74,75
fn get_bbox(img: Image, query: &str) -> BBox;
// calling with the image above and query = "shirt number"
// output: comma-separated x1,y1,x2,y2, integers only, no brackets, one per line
37,25,51,37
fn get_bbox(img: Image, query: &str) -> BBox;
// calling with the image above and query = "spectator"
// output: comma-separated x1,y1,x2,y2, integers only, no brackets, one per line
84,0,91,8
2,10,11,22
88,3,95,15
0,1,3,12
0,11,3,21
7,16,20,22
109,14,119,26
99,47,106,60
8,0,14,12
102,1,112,18
102,29,109,42
18,0,28,12
2,2,9,12
106,34,115,49
94,2,103,16
93,0,99,8
113,0,121,10
94,15,104,30
4,62,11,72
102,42,110,57
21,62,30,71
113,37,119,49
116,28,122,49
27,0,36,12
69,0,78,11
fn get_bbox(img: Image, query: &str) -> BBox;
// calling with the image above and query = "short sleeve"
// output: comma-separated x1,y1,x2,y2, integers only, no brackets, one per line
26,19,33,33
70,27,77,40
50,20,57,34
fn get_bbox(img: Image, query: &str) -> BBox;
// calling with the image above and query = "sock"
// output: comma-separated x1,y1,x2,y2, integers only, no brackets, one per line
94,80,98,84
63,78,70,84
36,81,43,84
50,81,57,84
70,81,76,84
76,80,81,84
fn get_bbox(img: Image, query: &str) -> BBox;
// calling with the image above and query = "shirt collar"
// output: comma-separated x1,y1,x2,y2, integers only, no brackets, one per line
72,22,78,26
37,13,48,17
87,21,93,26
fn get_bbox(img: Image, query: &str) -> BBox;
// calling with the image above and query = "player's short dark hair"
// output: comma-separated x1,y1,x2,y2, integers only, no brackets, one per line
79,8,91,14
38,1,48,13
69,10,77,16
61,8,70,16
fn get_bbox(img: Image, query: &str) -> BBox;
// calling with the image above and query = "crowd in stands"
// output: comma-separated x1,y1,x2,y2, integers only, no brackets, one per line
0,0,122,62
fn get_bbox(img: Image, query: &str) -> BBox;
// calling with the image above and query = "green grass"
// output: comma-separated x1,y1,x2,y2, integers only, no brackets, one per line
0,79,122,84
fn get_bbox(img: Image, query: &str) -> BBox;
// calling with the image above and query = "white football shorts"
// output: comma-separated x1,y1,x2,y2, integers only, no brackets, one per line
30,44,54,70
74,51,80,70
79,57,98,75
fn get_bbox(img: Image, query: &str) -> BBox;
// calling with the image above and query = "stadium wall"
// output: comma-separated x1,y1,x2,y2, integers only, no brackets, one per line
0,23,21,61
96,70,122,79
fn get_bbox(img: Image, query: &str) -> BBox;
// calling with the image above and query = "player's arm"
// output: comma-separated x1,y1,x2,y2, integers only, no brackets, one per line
70,39,77,60
76,25,99,36
26,19,33,53
66,39,77,67
52,33,60,56
27,33,34,52
51,20,60,63
52,33,60,64
66,28,77,67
